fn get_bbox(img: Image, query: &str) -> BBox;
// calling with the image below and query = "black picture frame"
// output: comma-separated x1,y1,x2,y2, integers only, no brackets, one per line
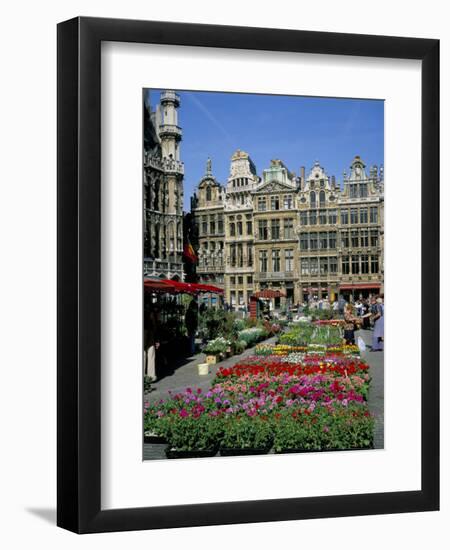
57,16,439,533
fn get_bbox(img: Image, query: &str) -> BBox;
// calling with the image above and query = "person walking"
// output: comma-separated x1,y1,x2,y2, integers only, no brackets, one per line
371,297,384,351
343,303,361,345
185,297,199,356
144,308,160,382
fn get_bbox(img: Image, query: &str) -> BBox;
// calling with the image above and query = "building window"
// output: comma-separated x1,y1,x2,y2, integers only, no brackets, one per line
328,209,337,224
340,209,349,224
218,216,224,233
230,276,236,284
361,254,369,274
206,186,212,201
238,276,243,285
371,255,379,273
301,258,309,275
360,208,368,224
370,206,378,224
329,231,337,249
230,291,236,305
272,249,281,272
258,220,268,240
247,244,253,267
202,217,207,235
320,257,328,275
257,197,266,211
246,220,253,235
238,291,244,305
310,232,318,251
230,244,236,267
259,250,268,272
300,211,308,225
360,229,369,247
300,233,309,250
237,244,243,267
230,222,236,237
210,221,216,235
310,191,316,208
351,255,360,274
310,257,318,275
360,183,368,198
350,208,358,224
329,256,338,274
349,184,358,198
342,256,350,275
319,210,327,224
319,190,326,207
351,229,359,248
284,218,294,239
285,249,294,272
284,195,293,209
237,221,243,236
271,196,280,210
271,219,280,240
319,232,328,249
309,210,317,225
341,231,349,248
370,230,379,247
247,275,253,284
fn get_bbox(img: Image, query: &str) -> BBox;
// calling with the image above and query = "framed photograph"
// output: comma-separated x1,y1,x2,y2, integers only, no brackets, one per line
57,17,439,533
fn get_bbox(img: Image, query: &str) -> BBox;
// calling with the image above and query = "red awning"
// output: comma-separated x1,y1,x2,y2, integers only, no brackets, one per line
144,278,178,293
253,289,286,299
339,283,381,290
144,278,223,295
191,283,224,294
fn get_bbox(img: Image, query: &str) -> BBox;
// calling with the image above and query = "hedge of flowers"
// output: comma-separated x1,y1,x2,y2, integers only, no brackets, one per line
144,341,374,456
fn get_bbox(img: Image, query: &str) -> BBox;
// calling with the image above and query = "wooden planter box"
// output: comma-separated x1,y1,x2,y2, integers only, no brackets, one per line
206,354,217,365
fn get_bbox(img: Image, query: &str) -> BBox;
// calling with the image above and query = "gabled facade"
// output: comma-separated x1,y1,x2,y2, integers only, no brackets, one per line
191,153,384,308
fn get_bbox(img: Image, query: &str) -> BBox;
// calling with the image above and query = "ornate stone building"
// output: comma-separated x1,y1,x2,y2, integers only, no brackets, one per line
191,153,384,308
190,158,226,292
253,160,299,305
143,90,184,280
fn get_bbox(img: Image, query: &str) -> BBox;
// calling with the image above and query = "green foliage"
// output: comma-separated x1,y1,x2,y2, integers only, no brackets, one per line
221,416,273,450
279,324,342,346
198,309,238,342
160,415,223,452
143,376,153,394
233,318,246,331
237,327,266,346
234,340,247,354
273,407,374,452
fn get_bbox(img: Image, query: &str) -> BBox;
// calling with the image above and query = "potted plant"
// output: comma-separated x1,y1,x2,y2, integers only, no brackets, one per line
204,337,230,363
163,415,223,459
219,416,273,456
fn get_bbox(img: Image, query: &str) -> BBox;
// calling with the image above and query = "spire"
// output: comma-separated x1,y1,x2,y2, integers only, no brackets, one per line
206,157,212,176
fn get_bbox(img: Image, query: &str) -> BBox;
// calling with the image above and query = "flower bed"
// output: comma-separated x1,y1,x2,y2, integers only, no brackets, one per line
144,320,373,454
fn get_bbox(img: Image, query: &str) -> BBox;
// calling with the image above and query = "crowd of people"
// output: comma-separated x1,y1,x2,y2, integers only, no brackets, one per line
293,294,384,351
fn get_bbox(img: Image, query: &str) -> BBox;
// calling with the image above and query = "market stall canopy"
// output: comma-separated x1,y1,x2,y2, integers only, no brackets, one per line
253,289,286,299
339,283,381,290
144,278,223,295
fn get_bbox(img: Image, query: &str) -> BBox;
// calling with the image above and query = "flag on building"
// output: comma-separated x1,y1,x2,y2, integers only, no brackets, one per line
183,239,197,263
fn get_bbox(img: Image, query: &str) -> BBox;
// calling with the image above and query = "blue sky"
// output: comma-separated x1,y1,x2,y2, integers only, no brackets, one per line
147,90,384,211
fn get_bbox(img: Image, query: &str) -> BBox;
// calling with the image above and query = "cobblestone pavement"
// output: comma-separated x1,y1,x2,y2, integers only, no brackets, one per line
358,328,384,449
143,329,384,459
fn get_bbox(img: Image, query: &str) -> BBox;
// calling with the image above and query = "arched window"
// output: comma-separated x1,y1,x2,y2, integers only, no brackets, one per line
310,191,316,208
206,186,212,201
319,190,326,206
